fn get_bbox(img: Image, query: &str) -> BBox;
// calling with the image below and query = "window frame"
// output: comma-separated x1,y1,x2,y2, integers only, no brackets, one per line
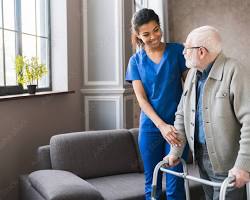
0,0,52,96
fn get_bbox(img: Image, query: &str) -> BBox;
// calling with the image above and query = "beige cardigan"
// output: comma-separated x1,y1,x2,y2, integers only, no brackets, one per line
170,53,250,173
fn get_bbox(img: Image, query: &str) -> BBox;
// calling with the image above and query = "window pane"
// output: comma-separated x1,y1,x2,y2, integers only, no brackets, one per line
37,37,49,88
37,0,48,37
22,34,36,58
4,30,16,85
3,0,15,30
0,0,3,28
0,29,4,85
21,0,36,34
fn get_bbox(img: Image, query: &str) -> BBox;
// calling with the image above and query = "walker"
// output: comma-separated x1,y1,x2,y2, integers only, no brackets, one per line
151,158,239,200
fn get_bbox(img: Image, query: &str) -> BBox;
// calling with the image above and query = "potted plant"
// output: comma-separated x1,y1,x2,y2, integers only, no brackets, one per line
15,55,47,94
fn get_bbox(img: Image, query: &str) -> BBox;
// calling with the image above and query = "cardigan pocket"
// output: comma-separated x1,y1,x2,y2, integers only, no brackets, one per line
215,89,233,117
215,90,228,98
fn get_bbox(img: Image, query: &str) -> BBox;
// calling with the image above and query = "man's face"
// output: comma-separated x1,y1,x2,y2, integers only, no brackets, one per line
183,41,200,69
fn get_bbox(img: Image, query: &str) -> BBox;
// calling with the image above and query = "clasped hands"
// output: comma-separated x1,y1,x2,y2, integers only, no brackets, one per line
158,123,182,147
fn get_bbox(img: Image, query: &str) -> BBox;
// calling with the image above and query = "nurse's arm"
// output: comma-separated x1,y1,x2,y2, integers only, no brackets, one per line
132,80,182,146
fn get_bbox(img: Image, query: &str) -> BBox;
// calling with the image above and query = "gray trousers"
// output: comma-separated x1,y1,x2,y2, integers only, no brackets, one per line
195,143,246,200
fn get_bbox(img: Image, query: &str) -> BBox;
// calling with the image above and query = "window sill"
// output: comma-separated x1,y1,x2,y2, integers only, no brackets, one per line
0,90,75,102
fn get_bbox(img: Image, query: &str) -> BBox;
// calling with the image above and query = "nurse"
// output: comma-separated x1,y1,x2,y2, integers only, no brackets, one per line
126,8,189,200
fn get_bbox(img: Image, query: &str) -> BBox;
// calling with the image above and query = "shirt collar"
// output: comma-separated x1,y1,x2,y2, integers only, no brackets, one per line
197,62,214,79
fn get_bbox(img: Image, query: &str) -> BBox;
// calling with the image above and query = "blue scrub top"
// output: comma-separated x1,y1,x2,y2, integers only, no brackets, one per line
126,43,187,132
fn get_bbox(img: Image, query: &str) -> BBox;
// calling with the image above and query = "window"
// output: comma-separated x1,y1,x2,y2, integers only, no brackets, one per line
134,0,148,11
0,0,51,95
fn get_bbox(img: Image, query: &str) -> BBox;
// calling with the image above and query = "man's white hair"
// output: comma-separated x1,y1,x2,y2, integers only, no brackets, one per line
187,25,222,54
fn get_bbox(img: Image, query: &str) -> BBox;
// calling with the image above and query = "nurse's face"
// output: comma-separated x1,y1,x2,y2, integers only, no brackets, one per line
137,20,162,49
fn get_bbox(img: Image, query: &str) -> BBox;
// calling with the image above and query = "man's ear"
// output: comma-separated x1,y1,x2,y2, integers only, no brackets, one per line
199,48,207,58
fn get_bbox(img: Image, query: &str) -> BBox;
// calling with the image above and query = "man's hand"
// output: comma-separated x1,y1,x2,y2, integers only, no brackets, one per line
229,167,250,188
163,155,180,167
158,123,182,147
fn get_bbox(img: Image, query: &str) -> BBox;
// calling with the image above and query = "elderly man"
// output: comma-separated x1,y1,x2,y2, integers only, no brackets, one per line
166,26,250,200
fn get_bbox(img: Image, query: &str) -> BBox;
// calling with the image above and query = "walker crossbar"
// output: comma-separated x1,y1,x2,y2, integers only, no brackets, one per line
151,158,235,200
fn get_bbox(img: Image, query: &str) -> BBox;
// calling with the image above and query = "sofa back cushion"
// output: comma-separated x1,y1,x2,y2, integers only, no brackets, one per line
50,129,140,179
128,128,144,172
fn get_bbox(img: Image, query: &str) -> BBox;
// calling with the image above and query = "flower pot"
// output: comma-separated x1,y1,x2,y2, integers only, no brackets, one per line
27,85,37,94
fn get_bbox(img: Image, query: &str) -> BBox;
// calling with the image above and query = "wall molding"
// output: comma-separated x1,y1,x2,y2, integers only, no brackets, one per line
82,0,124,86
84,95,121,130
123,94,134,128
81,88,125,94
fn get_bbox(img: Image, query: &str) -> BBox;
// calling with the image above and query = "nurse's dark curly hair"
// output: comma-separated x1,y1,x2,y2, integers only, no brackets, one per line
131,8,160,50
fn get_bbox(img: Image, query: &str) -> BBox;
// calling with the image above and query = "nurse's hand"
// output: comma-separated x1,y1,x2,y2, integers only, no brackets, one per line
158,123,182,146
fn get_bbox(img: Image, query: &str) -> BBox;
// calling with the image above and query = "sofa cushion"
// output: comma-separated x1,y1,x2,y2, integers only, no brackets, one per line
88,173,167,200
50,129,140,179
87,173,145,200
29,170,103,200
20,175,46,200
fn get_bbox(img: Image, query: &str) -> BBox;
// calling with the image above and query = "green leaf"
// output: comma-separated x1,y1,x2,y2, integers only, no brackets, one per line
15,55,48,86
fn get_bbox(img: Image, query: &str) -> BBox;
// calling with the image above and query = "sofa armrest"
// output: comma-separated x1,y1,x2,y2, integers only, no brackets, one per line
28,170,104,200
37,145,52,169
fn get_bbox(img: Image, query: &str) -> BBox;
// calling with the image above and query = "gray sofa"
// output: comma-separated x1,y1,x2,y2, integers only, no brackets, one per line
20,128,204,200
